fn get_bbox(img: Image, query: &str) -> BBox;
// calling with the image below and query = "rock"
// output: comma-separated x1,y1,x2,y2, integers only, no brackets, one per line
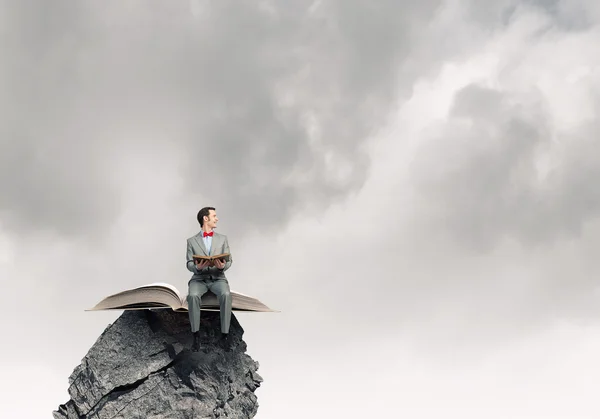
53,310,262,419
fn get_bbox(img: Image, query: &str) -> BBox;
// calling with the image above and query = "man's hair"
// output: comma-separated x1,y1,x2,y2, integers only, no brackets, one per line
197,207,215,227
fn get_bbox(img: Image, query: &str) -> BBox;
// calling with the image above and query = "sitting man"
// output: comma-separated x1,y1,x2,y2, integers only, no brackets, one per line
186,206,233,351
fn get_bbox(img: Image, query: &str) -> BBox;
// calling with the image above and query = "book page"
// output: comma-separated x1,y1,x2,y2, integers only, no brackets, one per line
134,282,181,297
192,253,230,261
90,284,183,310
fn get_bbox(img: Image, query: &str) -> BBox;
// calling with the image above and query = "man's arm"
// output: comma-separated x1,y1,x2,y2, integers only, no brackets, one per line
186,239,203,274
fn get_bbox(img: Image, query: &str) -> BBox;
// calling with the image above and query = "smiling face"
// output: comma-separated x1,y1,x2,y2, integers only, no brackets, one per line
204,209,219,230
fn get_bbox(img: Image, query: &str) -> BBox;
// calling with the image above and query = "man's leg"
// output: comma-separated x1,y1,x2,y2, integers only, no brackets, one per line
187,280,208,351
208,279,232,334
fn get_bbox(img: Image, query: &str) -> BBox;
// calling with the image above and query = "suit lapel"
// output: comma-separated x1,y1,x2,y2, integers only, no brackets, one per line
194,234,208,256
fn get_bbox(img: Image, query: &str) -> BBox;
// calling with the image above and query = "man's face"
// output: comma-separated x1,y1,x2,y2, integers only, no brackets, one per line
204,210,218,229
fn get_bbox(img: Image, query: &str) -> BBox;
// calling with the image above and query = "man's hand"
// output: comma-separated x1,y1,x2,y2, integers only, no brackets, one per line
213,258,226,269
195,259,210,270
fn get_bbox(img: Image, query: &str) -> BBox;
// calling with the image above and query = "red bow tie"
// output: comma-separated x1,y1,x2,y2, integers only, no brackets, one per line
203,231,213,237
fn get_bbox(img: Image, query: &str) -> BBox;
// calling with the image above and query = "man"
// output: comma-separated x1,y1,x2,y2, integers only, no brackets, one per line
186,206,233,351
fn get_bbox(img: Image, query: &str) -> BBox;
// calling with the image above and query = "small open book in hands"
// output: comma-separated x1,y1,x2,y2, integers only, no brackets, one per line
192,253,231,266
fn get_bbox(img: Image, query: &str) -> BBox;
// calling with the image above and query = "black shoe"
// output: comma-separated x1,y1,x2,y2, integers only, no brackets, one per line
192,332,201,352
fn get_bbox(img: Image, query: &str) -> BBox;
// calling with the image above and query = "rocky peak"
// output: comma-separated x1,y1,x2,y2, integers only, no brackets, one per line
53,309,262,418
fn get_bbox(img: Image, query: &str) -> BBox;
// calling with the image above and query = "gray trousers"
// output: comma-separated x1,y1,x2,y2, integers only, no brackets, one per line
186,278,232,334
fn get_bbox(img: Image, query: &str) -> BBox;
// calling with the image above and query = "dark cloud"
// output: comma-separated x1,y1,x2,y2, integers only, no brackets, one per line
0,0,446,238
410,83,600,250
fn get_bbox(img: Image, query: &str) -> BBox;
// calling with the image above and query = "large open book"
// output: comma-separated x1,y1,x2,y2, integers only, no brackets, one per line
87,283,276,313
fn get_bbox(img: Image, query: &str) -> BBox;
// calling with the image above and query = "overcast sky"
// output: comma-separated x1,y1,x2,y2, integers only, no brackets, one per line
2,0,600,417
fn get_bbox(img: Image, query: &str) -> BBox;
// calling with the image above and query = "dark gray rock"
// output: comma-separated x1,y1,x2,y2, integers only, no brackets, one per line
53,310,262,419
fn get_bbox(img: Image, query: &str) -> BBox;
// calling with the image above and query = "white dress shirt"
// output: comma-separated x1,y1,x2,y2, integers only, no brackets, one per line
202,231,213,254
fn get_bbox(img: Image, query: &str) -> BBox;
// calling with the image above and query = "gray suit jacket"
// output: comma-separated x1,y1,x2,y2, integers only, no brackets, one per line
186,231,233,281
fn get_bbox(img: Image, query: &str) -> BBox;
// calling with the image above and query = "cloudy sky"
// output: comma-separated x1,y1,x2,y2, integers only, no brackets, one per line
2,0,600,417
